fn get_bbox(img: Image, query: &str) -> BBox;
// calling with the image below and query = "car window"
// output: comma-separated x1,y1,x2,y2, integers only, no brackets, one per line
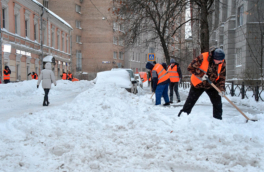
126,70,134,78
135,75,139,80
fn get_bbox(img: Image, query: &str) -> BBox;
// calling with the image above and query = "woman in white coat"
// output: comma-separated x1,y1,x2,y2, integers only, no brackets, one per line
37,63,56,106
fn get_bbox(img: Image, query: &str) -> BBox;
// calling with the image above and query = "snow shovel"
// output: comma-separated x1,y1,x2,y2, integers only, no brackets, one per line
150,92,155,103
206,77,257,122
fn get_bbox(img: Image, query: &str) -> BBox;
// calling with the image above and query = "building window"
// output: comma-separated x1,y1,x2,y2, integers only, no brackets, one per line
62,37,64,51
25,20,28,37
120,24,124,32
236,48,242,67
76,35,81,43
57,34,60,49
113,22,117,31
76,20,81,29
76,5,81,13
113,51,117,59
2,9,6,28
132,52,135,60
43,28,47,45
237,5,244,27
119,37,124,46
119,52,123,60
43,0,49,8
34,24,37,40
149,47,155,53
76,50,82,71
15,15,18,34
113,36,117,45
52,32,54,47
66,39,68,53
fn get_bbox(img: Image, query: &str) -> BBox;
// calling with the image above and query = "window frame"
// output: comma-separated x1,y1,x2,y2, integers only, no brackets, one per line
237,5,244,27
76,5,81,13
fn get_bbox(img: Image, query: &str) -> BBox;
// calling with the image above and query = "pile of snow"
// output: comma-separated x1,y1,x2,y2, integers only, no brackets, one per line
96,70,132,89
0,82,263,171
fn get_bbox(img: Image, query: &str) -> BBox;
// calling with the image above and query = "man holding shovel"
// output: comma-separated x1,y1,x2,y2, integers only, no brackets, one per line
178,48,226,120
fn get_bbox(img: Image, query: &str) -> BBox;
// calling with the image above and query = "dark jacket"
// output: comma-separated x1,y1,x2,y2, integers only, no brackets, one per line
187,51,226,91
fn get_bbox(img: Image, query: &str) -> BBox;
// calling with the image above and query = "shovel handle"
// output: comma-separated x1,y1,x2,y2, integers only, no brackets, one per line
150,92,155,99
209,82,250,120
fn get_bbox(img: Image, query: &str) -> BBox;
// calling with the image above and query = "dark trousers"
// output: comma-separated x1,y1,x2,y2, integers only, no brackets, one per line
155,83,170,105
43,89,50,105
181,86,222,120
169,82,180,102
4,80,10,84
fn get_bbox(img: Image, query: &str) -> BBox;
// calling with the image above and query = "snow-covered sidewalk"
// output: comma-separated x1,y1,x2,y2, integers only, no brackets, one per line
0,80,263,172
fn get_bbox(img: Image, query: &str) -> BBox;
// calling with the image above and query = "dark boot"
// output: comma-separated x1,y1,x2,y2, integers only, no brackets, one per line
170,101,173,103
163,102,170,106
177,100,181,103
43,100,47,106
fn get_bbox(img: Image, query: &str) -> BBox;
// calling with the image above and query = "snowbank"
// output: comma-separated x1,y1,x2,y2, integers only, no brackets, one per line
96,70,132,89
0,82,263,171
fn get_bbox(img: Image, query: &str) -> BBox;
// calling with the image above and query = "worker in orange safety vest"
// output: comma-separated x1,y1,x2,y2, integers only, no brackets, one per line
146,61,170,106
178,48,226,120
67,71,73,81
3,66,11,84
61,72,67,80
167,58,182,103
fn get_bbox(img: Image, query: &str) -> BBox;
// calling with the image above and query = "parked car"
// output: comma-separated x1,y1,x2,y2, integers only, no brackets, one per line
111,68,138,94
135,74,143,88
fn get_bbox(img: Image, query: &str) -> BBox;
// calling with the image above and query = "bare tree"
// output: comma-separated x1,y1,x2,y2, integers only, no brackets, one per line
110,0,190,65
191,0,215,53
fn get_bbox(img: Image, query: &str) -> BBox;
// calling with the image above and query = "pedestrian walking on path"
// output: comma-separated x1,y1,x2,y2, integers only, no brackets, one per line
167,58,182,103
37,63,56,106
178,48,226,120
146,61,170,106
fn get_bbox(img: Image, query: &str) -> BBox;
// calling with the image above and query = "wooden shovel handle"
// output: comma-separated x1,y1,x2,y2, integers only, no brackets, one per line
150,92,155,99
210,83,250,120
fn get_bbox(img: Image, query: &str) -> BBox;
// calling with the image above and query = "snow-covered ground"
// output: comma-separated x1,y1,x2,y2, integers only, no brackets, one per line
0,80,263,172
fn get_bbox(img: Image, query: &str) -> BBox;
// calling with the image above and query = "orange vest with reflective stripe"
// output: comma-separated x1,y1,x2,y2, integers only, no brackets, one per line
152,64,170,84
168,64,180,82
67,74,72,79
3,70,10,80
31,75,35,79
191,52,223,86
34,74,38,80
62,73,67,80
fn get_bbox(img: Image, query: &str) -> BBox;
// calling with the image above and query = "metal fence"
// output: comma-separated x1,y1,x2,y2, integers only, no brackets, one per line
179,81,264,102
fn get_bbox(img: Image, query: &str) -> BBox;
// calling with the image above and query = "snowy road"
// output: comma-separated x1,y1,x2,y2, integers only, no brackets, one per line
0,80,264,172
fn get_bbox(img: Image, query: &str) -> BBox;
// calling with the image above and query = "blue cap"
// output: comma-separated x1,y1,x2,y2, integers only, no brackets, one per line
213,49,225,60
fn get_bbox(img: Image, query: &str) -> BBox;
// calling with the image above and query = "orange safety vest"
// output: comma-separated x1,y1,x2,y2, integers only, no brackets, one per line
191,52,224,86
3,70,10,80
67,74,72,79
168,64,180,82
62,73,67,80
31,74,35,79
152,64,170,84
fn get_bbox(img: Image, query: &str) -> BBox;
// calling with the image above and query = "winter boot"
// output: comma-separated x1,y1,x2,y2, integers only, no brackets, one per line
170,101,173,103
163,102,170,106
43,101,47,106
177,100,181,103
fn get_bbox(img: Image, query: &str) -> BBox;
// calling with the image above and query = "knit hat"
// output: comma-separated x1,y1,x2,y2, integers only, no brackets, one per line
213,48,225,60
170,58,176,64
146,62,155,70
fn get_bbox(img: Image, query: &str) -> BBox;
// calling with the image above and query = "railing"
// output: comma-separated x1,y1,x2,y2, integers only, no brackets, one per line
179,81,264,102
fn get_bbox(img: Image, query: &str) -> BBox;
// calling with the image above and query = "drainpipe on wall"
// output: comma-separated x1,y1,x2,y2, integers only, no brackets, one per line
40,6,44,71
70,30,72,72
0,9,2,83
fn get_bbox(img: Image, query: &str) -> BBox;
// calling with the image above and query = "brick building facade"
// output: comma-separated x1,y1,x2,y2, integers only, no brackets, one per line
37,0,125,79
1,0,72,81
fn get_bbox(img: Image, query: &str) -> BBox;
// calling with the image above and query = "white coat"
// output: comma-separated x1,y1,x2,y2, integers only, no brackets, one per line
37,63,56,89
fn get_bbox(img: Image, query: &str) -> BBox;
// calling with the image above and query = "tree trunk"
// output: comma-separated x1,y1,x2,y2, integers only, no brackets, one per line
200,0,210,53
160,37,170,65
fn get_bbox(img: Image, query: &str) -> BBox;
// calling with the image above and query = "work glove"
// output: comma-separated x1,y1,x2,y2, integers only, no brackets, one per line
37,85,39,88
218,91,225,97
202,74,208,81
